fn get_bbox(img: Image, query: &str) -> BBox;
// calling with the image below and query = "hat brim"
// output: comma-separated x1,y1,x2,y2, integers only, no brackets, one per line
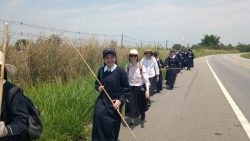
103,52,116,58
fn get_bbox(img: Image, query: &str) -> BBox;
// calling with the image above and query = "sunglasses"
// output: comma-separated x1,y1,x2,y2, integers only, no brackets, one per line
129,55,138,57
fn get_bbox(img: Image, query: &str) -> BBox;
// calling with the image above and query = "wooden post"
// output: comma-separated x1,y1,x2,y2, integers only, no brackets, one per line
0,23,8,114
121,33,124,48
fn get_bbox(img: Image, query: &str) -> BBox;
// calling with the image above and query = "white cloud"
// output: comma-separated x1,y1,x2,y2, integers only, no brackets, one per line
5,0,24,7
1,0,250,45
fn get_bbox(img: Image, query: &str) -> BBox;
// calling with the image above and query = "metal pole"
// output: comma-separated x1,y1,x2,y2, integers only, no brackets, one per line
166,40,168,49
0,23,8,114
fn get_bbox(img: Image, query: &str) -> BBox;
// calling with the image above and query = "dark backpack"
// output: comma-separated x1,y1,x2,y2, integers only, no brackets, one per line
9,87,43,140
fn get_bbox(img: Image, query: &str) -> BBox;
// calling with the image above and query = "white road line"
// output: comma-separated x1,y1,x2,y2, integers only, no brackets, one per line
206,56,250,140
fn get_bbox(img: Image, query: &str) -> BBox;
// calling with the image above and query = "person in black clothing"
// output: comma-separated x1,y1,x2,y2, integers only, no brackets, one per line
164,49,180,90
186,49,194,70
92,48,131,141
181,49,188,69
153,52,163,93
175,51,183,73
0,51,30,141
176,50,184,70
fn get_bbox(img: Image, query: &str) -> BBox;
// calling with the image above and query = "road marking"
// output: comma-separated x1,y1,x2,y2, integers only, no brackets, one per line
206,56,250,140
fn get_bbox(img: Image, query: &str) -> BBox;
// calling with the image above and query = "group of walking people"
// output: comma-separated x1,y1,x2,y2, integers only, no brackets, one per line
92,47,194,141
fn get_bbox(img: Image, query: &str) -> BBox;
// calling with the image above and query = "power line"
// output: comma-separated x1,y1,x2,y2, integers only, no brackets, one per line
0,18,120,37
0,17,169,46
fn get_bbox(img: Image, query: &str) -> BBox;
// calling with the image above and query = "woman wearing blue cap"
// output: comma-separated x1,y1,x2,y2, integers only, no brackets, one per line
92,48,131,141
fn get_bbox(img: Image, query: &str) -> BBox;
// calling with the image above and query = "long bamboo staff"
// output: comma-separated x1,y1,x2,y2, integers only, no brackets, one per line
0,23,8,114
67,40,136,140
160,68,182,70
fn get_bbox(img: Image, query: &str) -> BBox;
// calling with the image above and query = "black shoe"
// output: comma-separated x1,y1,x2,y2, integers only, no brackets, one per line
169,86,173,90
129,122,134,126
141,114,145,121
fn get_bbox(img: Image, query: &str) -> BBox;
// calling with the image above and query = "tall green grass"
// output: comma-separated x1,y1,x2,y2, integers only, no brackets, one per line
240,53,250,59
24,76,97,141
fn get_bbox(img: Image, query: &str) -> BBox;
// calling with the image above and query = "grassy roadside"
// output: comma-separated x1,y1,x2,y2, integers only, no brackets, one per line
240,53,250,59
24,76,97,141
193,48,239,58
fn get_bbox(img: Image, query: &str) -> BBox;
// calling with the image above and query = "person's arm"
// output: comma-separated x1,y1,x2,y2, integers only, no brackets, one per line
5,90,28,136
153,58,160,75
95,67,105,92
142,65,150,98
119,69,131,103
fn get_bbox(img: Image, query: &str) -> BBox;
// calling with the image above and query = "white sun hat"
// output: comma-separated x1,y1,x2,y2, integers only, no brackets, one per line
0,51,17,76
129,49,138,55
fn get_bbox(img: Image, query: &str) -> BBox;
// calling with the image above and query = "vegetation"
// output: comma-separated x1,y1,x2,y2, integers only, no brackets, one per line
24,78,97,141
200,34,221,47
240,53,250,59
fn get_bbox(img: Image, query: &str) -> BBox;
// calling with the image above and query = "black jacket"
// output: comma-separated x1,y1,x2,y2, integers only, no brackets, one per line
1,81,30,141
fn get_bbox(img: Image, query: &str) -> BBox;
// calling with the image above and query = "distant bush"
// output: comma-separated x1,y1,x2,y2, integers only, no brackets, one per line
236,44,250,52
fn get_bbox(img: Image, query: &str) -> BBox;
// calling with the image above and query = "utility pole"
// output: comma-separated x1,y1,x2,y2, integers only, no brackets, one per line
141,42,143,48
121,33,124,48
166,40,168,49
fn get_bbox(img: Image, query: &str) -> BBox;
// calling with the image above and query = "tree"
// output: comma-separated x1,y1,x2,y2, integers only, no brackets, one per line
15,39,32,50
200,34,221,47
172,44,182,50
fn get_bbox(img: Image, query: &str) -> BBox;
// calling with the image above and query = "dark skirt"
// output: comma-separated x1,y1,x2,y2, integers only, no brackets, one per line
148,77,156,96
156,70,163,91
125,85,147,118
166,70,177,87
92,97,121,141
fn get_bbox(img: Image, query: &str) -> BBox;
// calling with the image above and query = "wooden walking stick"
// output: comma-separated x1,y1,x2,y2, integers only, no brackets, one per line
0,23,9,114
67,40,137,140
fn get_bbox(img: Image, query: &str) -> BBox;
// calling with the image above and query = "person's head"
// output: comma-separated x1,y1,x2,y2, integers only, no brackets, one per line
144,49,153,59
129,49,139,63
153,52,158,58
103,48,116,68
0,51,17,80
169,49,176,57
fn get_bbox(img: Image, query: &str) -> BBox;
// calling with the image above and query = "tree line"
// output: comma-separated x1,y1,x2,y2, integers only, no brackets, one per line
172,34,250,52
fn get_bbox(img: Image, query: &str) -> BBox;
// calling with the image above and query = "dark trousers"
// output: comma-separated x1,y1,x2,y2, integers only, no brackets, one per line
149,76,156,96
187,58,194,70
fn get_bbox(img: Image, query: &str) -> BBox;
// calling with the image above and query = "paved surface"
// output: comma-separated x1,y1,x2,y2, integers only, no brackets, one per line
207,54,250,121
119,56,250,141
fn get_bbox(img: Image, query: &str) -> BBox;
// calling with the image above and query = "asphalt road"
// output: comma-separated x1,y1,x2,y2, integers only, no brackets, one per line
207,54,250,122
119,55,250,141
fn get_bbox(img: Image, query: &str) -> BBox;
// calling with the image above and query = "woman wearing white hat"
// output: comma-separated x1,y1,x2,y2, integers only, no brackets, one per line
0,51,30,141
125,49,150,124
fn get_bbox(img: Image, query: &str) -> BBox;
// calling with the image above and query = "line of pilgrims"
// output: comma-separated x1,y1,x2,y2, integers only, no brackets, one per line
92,48,194,141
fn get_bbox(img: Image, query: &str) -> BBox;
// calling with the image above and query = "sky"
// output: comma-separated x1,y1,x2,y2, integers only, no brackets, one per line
1,0,250,46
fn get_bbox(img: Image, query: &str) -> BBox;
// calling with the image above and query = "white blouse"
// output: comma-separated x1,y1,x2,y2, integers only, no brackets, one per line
140,56,160,78
125,62,150,90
